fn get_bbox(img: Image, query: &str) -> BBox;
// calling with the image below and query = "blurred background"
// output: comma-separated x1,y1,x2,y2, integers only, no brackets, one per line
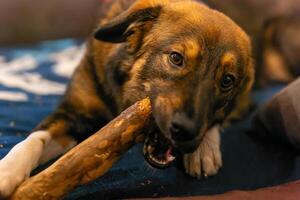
0,0,101,45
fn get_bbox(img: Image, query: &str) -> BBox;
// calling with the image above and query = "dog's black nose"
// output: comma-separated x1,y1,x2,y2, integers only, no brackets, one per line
170,112,197,142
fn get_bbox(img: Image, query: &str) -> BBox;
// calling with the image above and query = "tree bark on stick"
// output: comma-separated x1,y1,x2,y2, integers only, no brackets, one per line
10,98,151,200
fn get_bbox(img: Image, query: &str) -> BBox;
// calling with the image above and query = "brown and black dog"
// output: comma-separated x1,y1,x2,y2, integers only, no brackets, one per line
0,0,254,197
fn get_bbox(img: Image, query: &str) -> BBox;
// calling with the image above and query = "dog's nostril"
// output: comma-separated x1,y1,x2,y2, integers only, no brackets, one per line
170,122,195,142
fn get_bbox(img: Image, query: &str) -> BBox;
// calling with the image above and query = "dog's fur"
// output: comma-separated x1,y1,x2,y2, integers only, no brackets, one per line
0,0,254,197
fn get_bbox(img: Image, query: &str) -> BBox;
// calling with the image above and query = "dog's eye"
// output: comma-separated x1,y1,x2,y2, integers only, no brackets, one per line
220,74,235,91
169,52,184,67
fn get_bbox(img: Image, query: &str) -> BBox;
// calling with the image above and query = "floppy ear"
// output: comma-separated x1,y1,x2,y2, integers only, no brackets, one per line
94,5,162,43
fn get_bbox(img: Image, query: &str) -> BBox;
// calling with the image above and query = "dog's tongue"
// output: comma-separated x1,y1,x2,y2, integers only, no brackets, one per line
166,148,176,162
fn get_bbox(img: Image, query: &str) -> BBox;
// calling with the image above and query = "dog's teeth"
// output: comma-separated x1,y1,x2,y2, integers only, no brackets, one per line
147,145,154,154
167,155,175,162
150,154,156,161
144,132,175,167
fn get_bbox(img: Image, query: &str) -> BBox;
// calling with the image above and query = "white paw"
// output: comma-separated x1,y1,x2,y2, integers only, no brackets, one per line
0,131,49,197
183,126,222,179
0,160,29,198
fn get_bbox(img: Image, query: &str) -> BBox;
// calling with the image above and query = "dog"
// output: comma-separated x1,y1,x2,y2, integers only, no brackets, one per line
0,0,254,197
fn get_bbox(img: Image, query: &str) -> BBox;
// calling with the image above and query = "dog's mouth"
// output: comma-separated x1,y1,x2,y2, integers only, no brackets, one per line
143,131,176,169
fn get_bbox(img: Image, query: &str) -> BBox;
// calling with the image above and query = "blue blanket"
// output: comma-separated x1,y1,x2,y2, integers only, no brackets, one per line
0,40,299,199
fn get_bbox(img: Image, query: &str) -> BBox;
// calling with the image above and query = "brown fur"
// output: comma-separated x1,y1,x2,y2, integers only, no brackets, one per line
37,0,254,170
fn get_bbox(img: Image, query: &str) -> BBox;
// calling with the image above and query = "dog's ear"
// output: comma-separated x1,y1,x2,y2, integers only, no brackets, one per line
94,4,162,43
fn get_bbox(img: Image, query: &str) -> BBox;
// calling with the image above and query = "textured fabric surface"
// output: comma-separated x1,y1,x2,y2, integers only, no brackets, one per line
254,78,300,151
0,40,299,199
0,39,84,152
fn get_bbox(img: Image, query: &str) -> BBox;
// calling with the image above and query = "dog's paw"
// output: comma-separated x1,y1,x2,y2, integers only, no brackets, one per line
0,160,29,198
0,134,43,198
183,126,222,179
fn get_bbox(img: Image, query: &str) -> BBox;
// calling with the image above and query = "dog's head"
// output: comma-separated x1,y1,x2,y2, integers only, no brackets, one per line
94,0,254,168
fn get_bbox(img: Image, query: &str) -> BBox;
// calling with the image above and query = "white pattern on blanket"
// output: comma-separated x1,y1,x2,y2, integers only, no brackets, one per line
0,42,84,102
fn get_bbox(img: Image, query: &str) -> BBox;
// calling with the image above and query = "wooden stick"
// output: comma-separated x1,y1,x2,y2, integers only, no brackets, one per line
10,98,151,200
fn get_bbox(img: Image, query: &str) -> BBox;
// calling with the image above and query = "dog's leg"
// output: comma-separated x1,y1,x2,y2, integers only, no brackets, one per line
0,56,112,197
183,125,222,179
0,130,77,197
